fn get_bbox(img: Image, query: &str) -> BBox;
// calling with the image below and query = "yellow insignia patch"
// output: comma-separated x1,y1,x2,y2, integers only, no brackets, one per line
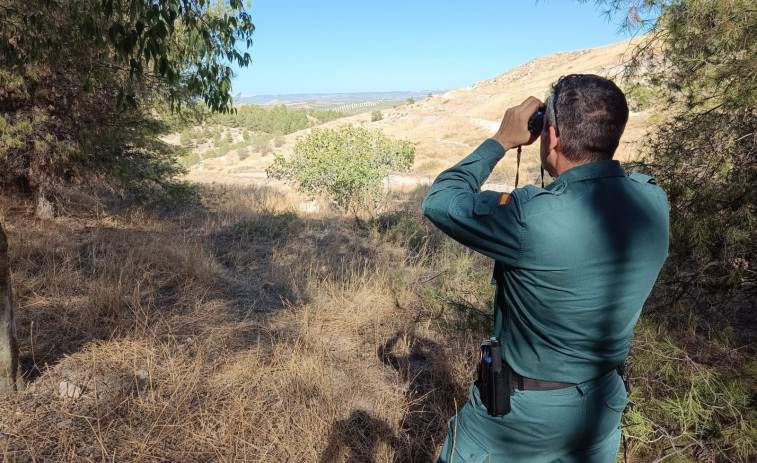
498,193,511,206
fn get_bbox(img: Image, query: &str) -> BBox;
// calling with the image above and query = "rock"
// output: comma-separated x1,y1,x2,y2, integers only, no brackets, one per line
298,200,319,213
58,381,83,399
56,419,73,428
36,196,55,219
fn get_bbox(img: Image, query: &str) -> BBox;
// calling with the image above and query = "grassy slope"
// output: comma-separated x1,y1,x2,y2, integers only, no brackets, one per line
1,184,754,462
0,187,492,462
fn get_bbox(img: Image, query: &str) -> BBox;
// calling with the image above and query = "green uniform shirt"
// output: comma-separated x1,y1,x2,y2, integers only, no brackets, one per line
422,139,669,382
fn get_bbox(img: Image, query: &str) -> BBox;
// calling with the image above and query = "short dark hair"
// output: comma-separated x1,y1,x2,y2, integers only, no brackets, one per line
544,75,629,162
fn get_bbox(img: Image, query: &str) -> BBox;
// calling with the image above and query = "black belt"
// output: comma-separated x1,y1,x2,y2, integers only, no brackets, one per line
511,370,575,391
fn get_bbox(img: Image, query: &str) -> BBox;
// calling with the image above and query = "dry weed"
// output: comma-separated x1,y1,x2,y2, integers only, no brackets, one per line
0,186,486,462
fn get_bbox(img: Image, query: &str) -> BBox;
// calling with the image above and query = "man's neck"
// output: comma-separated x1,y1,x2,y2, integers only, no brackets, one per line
552,157,581,177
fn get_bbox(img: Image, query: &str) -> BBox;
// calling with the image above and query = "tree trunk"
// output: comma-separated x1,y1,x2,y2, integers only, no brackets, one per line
0,222,21,394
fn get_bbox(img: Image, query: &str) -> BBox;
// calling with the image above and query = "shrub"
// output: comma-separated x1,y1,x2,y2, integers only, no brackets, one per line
624,82,664,112
179,129,195,148
266,125,414,214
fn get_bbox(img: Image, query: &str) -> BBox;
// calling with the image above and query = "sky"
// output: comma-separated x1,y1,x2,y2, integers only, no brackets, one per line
234,1,637,96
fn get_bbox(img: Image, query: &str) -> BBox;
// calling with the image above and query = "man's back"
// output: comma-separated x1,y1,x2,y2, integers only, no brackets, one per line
499,160,669,382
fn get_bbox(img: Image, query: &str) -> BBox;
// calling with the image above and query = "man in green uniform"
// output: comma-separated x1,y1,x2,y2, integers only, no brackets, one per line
423,75,669,462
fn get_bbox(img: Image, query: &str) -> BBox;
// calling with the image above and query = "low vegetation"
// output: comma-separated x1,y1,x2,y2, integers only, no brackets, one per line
267,126,415,214
0,186,483,462
1,182,754,462
173,103,352,169
208,104,350,133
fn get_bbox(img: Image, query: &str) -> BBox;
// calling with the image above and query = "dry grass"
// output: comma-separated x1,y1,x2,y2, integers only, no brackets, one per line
0,186,489,462
2,182,755,462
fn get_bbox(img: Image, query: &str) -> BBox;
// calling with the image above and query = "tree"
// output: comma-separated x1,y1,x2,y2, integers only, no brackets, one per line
266,125,415,214
371,110,383,122
578,2,757,461
579,0,756,293
0,0,254,390
0,0,254,201
0,223,21,394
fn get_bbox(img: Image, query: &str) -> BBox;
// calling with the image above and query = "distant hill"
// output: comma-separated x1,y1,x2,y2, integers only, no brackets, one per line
189,37,650,189
235,91,444,106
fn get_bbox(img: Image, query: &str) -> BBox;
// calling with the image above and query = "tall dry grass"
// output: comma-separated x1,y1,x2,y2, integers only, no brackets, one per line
3,184,753,462
0,186,490,462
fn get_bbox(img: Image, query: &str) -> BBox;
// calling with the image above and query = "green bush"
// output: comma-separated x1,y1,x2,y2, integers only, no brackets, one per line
371,110,383,122
180,151,201,168
623,319,757,462
0,0,253,198
179,129,195,148
266,125,414,214
624,83,664,111
250,133,274,153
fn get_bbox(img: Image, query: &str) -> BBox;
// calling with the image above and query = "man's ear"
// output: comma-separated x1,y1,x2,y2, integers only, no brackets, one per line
548,126,562,153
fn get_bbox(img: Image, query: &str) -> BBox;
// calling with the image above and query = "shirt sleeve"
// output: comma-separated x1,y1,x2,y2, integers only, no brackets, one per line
422,139,523,264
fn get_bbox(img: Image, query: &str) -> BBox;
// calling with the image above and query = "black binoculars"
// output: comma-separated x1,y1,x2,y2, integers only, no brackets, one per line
528,109,545,134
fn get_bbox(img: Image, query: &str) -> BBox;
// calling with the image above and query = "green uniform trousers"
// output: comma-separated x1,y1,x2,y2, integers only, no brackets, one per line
438,369,627,463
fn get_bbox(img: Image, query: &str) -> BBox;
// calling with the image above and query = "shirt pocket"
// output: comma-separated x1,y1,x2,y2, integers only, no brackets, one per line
473,191,500,216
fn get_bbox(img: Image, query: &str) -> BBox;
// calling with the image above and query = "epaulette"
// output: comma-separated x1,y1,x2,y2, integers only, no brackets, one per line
628,172,657,185
514,183,566,203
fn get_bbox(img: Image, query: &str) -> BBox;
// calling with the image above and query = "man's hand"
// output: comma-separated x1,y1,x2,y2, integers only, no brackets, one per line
492,97,544,151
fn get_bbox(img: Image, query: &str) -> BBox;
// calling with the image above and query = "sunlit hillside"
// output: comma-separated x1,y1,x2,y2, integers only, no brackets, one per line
186,36,651,191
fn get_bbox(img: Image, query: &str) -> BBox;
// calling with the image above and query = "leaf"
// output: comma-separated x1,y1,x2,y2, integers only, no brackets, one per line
116,87,124,109
103,0,113,17
159,57,168,77
125,94,137,109
155,20,168,39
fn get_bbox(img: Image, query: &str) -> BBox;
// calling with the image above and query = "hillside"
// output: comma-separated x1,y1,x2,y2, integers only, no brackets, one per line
187,36,649,189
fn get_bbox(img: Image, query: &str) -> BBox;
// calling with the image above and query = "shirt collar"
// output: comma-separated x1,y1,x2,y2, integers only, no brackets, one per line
550,160,627,186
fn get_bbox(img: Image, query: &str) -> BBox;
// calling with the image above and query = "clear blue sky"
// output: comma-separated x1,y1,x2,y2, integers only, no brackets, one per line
234,1,634,96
